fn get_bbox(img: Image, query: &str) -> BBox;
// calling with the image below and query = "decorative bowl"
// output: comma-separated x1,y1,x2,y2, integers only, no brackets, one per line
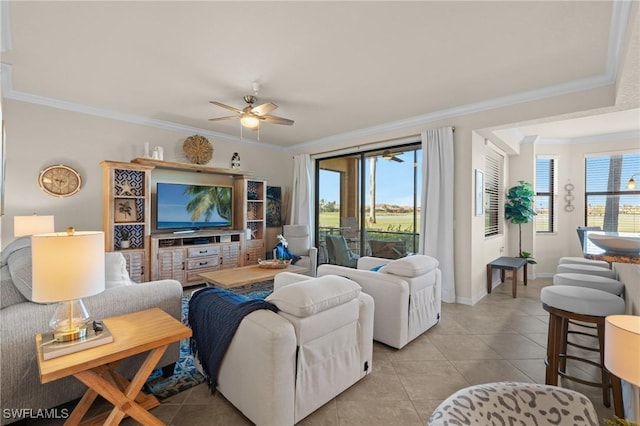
587,233,640,254
258,259,291,269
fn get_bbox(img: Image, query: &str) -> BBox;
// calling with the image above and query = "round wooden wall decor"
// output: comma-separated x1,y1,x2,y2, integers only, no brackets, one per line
183,135,213,164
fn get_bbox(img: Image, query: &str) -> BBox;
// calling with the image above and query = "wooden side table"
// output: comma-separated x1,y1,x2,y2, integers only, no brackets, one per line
487,256,528,298
36,308,191,425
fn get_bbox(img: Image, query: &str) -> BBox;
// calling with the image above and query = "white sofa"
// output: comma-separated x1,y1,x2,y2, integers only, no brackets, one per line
202,272,374,426
318,255,441,349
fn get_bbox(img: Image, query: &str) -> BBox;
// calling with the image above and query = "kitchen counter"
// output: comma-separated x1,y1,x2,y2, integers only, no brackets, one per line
582,231,640,265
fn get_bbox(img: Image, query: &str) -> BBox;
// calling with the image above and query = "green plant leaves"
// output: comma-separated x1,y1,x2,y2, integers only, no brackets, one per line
505,181,536,224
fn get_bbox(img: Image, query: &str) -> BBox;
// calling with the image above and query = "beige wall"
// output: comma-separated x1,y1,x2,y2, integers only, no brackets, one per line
532,136,640,277
3,84,634,305
1,100,292,250
292,85,617,304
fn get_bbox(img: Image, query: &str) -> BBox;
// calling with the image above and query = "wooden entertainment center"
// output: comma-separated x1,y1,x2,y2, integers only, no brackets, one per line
101,158,267,287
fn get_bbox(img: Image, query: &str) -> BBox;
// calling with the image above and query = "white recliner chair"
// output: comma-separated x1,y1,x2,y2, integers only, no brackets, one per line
282,224,318,277
318,255,441,349
209,272,374,426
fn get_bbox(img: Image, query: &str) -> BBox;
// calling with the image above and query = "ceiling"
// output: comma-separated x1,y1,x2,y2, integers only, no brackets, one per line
1,1,638,149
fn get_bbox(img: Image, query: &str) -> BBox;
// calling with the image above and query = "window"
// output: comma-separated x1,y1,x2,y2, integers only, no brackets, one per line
316,143,422,264
535,157,556,233
485,144,504,237
585,152,640,232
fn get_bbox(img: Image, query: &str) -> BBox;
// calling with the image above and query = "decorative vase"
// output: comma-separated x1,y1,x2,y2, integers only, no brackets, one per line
120,240,130,249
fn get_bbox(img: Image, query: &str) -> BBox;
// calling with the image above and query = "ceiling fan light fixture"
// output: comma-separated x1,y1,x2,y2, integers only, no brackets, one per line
240,114,260,130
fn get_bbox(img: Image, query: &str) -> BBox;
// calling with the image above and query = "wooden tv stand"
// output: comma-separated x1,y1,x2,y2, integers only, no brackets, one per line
150,230,247,287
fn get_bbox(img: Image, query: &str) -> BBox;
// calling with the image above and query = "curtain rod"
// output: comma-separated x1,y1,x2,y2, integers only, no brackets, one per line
310,126,455,158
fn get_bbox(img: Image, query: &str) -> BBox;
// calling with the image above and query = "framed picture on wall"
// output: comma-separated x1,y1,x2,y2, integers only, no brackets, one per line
475,169,484,216
266,186,282,228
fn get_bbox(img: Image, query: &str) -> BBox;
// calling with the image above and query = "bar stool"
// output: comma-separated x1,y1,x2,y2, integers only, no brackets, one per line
556,263,616,279
553,273,625,296
541,285,625,413
558,256,610,269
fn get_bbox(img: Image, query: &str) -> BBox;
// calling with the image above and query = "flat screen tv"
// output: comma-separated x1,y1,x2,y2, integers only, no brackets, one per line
156,182,233,231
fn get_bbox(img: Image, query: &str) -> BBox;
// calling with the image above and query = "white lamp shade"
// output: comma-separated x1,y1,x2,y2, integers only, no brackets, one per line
32,231,105,303
14,215,55,237
605,315,640,387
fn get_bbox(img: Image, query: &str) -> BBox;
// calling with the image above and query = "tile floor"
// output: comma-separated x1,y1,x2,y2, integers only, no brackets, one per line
140,277,616,425
24,277,618,425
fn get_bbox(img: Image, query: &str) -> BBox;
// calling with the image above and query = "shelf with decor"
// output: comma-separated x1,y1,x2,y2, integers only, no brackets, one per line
235,177,267,265
101,161,155,283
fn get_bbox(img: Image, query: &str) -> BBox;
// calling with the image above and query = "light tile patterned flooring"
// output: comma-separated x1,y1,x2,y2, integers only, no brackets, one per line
135,277,615,425
26,277,617,425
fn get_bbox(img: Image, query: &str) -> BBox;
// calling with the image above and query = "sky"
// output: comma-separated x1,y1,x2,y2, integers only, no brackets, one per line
321,152,640,209
319,151,422,207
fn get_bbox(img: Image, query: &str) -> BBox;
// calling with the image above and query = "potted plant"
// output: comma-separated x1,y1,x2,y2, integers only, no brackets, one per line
504,180,537,264
120,229,130,249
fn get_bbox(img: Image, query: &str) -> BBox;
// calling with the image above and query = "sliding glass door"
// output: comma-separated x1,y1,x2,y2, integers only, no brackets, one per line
316,143,422,266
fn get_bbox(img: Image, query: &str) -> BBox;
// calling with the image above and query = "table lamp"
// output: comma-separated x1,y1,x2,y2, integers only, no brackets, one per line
32,228,105,342
13,215,55,236
605,315,640,422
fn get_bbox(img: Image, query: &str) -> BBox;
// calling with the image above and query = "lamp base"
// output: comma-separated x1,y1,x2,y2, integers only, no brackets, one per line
53,325,88,342
40,323,113,360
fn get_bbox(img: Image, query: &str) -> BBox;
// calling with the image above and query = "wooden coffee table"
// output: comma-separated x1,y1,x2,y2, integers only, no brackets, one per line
199,264,308,289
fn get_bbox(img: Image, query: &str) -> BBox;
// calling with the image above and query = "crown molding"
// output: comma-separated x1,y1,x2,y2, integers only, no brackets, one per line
0,63,286,152
1,1,631,154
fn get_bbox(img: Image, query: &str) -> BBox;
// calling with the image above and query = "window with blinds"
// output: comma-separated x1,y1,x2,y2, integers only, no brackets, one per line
485,145,504,237
585,152,640,232
536,157,555,233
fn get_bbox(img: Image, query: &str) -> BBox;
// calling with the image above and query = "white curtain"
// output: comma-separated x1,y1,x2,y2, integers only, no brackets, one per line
420,127,455,303
290,153,313,228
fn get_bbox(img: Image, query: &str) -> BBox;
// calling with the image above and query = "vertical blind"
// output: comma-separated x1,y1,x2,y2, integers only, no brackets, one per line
485,145,504,236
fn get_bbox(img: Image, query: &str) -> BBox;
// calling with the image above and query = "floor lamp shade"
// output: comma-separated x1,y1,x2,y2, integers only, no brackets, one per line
14,215,54,237
32,231,105,303
605,315,640,387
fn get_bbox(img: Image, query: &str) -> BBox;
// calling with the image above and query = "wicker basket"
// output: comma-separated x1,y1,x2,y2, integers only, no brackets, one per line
258,259,291,269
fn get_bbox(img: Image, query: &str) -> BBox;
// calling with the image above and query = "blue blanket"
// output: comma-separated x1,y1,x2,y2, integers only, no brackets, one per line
188,287,278,393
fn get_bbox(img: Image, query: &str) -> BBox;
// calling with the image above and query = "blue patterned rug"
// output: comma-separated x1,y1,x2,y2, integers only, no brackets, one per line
144,281,273,399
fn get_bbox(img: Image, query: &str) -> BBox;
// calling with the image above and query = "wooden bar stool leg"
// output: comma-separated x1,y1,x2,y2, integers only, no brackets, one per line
597,322,611,408
545,312,560,386
559,317,569,373
610,373,624,418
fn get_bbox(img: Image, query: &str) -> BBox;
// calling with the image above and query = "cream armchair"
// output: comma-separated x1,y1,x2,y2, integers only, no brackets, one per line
209,272,374,425
282,224,318,276
318,255,441,349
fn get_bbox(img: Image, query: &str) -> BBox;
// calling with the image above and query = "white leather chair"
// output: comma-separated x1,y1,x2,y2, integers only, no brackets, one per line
208,272,374,426
318,255,441,349
282,224,318,277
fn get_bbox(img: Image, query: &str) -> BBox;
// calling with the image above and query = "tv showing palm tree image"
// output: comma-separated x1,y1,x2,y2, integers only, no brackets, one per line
156,182,232,231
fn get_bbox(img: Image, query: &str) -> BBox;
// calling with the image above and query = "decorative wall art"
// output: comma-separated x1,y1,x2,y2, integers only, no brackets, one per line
114,198,138,223
266,186,282,228
231,152,241,170
475,169,484,216
183,135,213,164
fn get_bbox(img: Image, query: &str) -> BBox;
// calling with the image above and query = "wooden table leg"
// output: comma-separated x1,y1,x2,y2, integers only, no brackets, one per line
68,346,167,426
523,262,528,286
512,267,518,298
487,264,493,294
500,269,505,283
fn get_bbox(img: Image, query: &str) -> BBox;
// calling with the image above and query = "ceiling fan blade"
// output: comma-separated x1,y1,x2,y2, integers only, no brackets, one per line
209,101,243,114
260,115,294,126
208,116,239,122
251,102,278,116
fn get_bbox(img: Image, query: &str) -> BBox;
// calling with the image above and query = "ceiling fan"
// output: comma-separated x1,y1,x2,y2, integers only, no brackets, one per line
382,150,404,162
209,84,294,131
